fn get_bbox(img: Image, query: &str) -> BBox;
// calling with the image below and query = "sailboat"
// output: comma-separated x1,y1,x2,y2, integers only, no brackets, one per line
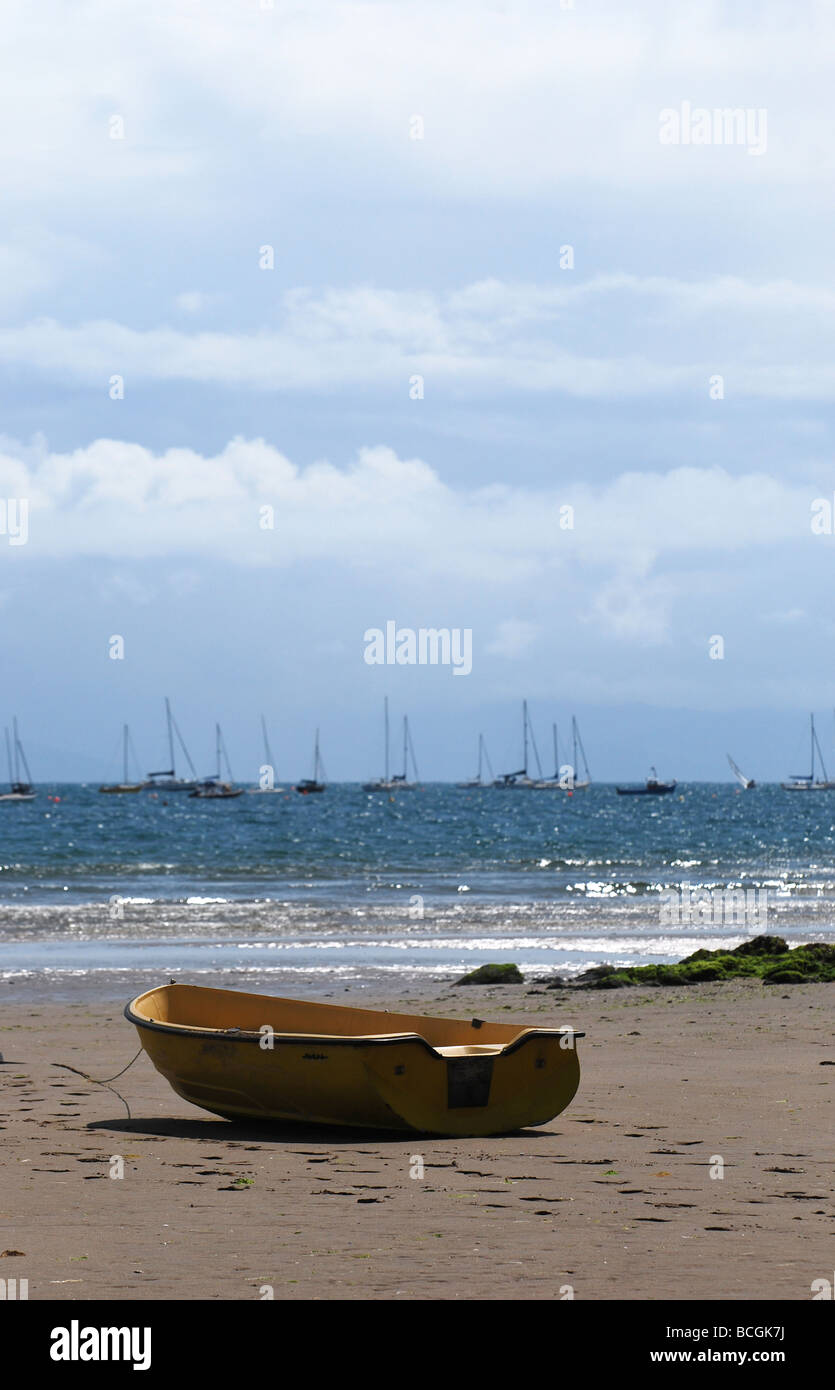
99,724,144,793
494,700,538,787
391,715,419,789
570,716,591,790
781,714,835,790
145,697,199,791
0,719,36,801
248,715,283,793
363,697,397,792
189,724,243,798
457,733,495,788
295,728,327,794
727,753,755,790
533,717,591,789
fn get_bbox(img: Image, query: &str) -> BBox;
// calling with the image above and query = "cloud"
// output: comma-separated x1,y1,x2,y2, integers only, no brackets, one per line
587,567,675,646
99,572,156,606
0,435,822,597
2,0,833,213
174,291,213,315
486,620,540,659
5,274,835,400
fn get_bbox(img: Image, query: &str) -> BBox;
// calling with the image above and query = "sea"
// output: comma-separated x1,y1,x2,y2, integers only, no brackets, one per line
1,782,834,999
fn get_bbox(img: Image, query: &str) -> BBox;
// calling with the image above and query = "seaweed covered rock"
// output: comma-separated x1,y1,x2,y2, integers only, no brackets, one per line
454,963,524,986
560,938,835,990
730,935,788,957
680,935,788,965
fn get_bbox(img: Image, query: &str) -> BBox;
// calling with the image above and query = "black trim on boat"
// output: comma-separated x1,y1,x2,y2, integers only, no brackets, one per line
124,1001,584,1057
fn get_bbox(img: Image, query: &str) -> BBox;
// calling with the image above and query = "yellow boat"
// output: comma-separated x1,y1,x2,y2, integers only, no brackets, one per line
126,983,583,1137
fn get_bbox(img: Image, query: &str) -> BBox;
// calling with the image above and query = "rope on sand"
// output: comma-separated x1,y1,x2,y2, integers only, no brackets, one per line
51,1047,145,1121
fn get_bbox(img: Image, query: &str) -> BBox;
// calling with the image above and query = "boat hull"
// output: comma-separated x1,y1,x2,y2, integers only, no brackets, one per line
189,788,244,798
126,984,582,1137
616,783,676,796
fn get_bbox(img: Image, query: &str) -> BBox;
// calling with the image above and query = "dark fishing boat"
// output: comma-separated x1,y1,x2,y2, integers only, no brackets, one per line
616,766,677,796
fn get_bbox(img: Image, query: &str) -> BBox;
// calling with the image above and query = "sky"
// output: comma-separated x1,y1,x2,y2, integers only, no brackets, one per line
2,0,835,782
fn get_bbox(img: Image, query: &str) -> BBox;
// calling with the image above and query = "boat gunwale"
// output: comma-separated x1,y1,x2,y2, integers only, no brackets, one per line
124,996,584,1057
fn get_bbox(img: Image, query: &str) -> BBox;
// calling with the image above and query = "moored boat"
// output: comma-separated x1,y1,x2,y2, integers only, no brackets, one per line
532,717,591,790
616,766,677,796
99,724,145,793
0,719,37,801
494,700,538,787
189,723,243,798
247,715,283,793
457,732,494,788
145,697,199,792
295,728,327,793
125,983,583,1137
780,713,835,790
363,696,398,792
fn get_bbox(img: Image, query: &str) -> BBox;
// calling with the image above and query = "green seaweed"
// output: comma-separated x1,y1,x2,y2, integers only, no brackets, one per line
548,936,835,991
454,963,525,986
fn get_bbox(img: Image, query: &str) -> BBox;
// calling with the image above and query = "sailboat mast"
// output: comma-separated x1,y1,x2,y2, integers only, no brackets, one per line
12,717,32,787
384,697,389,782
5,727,12,785
553,723,558,778
165,698,176,776
314,728,320,781
811,712,816,781
572,719,578,782
123,724,129,783
477,734,483,782
812,714,828,783
523,700,528,776
402,717,408,779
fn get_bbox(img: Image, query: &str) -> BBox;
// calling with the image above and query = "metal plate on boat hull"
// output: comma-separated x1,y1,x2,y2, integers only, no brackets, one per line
446,1056,494,1108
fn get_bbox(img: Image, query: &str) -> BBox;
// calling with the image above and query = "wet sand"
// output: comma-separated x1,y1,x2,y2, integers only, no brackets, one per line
1,976,832,1300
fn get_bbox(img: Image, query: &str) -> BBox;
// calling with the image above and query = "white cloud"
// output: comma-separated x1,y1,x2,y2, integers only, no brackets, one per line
174,291,213,315
586,566,675,646
2,0,833,211
486,620,539,659
0,435,822,598
5,274,835,400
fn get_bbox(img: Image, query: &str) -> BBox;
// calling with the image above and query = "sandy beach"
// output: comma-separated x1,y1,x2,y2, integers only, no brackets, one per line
2,975,832,1301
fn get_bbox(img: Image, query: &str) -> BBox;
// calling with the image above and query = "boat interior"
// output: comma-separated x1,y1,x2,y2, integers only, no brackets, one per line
129,983,562,1052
